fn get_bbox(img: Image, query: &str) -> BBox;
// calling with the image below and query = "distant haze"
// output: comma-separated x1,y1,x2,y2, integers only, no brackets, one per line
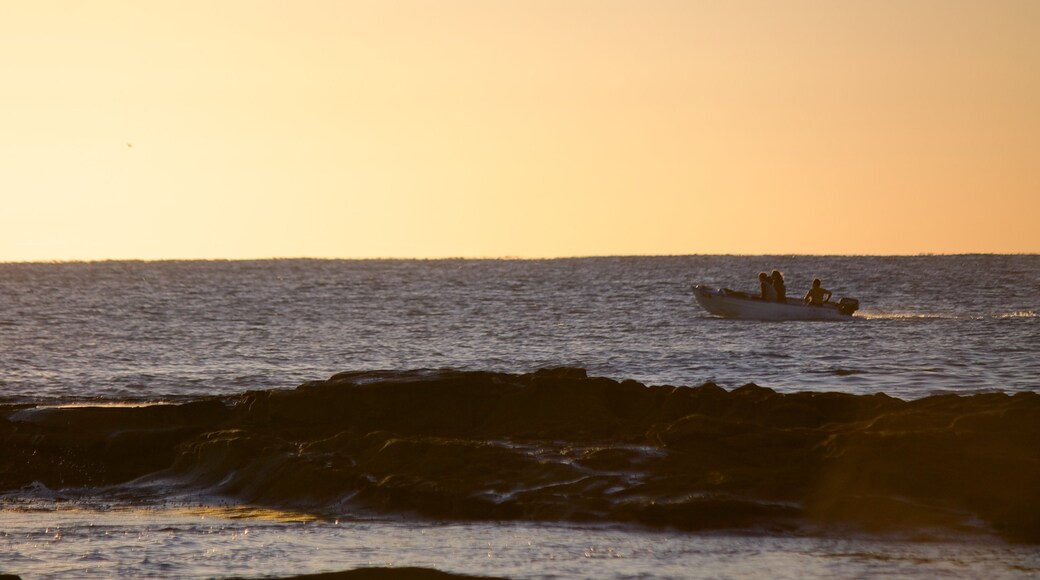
2,1,1037,261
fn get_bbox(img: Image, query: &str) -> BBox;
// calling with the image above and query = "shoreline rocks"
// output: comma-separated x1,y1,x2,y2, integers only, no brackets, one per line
2,368,1038,542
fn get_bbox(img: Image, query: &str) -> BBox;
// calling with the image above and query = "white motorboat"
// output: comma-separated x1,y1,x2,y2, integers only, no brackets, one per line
692,284,859,321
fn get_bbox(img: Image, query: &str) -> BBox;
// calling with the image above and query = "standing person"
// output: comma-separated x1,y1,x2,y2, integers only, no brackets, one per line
771,270,786,303
804,278,832,306
759,272,777,301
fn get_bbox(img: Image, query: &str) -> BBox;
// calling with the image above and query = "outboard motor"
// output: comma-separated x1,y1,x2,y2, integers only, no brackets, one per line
837,297,860,316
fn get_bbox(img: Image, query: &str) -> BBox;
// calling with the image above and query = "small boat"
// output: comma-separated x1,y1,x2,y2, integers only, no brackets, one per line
692,284,860,321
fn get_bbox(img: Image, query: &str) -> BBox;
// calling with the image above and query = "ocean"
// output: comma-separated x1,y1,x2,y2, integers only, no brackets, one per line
1,255,1038,578
2,255,1037,403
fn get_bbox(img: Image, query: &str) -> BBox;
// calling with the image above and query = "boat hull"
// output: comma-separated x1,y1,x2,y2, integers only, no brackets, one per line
692,285,855,321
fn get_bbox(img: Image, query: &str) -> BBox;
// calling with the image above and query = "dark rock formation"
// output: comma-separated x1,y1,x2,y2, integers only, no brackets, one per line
2,368,1038,542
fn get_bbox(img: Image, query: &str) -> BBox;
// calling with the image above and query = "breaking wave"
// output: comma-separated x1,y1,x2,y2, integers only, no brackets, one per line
2,369,1039,542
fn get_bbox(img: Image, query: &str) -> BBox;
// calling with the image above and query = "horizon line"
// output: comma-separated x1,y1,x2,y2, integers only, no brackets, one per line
3,252,1038,265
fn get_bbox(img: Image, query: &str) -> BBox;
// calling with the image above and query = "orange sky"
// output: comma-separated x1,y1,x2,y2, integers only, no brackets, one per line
2,0,1037,261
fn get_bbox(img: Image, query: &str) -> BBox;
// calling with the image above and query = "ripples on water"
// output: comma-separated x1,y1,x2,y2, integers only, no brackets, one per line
0,255,1037,403
2,508,1038,580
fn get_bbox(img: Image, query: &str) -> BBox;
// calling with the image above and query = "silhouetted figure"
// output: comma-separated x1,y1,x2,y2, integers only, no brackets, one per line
804,278,832,306
771,270,786,303
759,272,777,301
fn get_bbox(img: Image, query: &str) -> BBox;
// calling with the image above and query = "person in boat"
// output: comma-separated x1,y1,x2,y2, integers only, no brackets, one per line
804,278,832,306
759,272,777,301
771,270,786,303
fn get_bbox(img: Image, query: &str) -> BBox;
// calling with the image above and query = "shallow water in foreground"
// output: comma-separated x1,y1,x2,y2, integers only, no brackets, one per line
3,508,1039,580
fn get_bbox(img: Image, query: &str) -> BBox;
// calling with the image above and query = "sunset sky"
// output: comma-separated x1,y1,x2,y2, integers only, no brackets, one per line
2,0,1037,261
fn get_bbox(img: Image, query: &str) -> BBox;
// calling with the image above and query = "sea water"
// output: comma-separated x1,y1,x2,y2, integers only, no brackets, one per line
3,510,1039,579
1,255,1038,578
1,255,1037,404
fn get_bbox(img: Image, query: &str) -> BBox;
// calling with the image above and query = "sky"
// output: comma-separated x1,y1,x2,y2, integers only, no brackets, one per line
1,0,1037,261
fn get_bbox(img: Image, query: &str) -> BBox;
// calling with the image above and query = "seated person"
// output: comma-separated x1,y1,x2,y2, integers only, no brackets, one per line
759,272,777,301
804,278,832,306
771,270,786,303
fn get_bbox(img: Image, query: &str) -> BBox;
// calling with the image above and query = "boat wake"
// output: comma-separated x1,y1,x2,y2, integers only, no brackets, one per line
858,310,1037,320
2,368,1038,542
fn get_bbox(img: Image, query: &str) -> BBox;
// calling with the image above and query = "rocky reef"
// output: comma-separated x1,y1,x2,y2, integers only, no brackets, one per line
2,368,1038,542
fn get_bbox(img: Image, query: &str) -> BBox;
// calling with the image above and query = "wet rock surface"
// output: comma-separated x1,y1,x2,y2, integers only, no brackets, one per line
3,368,1038,542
